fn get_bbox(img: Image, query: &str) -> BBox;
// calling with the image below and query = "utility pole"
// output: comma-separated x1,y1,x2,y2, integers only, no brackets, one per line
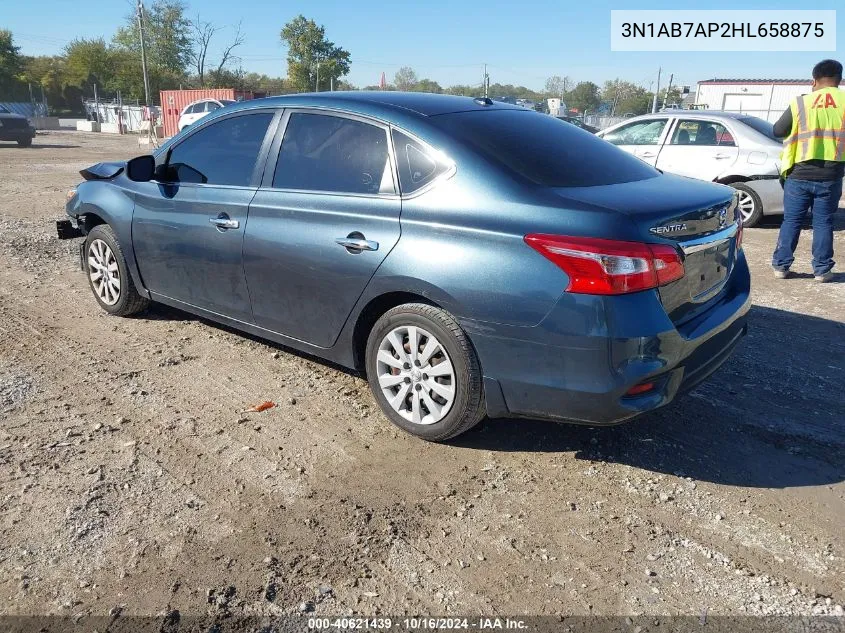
651,67,661,113
483,64,489,98
137,0,151,106
315,61,320,92
663,73,674,109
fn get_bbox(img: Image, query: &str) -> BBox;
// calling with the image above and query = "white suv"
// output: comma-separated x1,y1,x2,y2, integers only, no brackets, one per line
177,98,236,132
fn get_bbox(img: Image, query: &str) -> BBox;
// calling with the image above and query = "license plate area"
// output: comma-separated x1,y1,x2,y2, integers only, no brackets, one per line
685,240,731,300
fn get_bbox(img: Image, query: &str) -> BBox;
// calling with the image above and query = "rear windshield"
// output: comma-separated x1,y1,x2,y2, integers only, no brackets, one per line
432,109,659,187
738,115,778,141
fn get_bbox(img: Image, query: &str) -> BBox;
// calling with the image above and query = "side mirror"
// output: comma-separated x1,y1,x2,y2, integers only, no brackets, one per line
126,155,156,182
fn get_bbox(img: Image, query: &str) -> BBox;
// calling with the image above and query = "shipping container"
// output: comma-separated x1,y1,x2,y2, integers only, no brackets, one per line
159,89,258,138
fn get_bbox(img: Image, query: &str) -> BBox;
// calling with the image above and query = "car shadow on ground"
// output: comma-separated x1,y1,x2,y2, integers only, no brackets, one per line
0,144,81,149
135,302,844,489
452,305,845,489
755,207,845,231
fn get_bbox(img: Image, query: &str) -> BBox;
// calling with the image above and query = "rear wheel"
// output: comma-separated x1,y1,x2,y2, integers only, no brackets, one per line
365,303,485,442
84,224,149,316
730,182,763,227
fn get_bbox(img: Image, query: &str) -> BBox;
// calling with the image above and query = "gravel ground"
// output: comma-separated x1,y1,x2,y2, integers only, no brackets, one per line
0,131,843,620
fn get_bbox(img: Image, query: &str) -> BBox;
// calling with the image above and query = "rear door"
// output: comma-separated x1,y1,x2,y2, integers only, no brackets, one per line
655,118,740,181
132,110,278,323
601,118,669,166
243,110,401,347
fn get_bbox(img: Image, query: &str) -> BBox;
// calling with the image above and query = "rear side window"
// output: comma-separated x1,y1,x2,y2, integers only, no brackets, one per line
273,113,394,195
433,110,659,187
206,101,222,112
167,113,273,186
391,130,451,194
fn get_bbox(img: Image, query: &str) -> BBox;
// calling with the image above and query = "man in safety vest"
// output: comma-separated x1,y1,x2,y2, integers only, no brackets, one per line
772,59,844,282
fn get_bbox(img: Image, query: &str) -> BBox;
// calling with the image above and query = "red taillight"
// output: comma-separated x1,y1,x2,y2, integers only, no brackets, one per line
524,234,685,295
626,382,655,396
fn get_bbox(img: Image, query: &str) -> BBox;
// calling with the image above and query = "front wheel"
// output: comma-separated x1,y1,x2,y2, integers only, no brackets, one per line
84,224,149,316
731,182,763,227
17,138,32,148
365,303,486,442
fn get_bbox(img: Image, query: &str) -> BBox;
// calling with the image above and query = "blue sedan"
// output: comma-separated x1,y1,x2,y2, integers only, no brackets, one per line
59,92,750,441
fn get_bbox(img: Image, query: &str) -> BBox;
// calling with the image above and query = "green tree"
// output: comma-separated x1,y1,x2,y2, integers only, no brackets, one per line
64,38,115,95
0,30,24,93
602,79,651,116
113,0,192,74
566,81,600,113
280,15,350,92
414,78,442,93
394,66,417,91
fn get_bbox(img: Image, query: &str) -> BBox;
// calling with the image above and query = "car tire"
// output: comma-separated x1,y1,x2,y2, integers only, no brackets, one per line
365,303,485,442
17,138,32,148
84,224,150,317
730,182,763,227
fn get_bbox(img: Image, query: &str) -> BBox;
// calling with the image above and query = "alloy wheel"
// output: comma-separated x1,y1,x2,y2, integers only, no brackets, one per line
735,190,757,223
88,238,121,306
376,325,456,425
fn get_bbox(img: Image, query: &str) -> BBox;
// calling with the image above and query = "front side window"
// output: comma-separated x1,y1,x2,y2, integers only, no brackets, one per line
603,119,667,146
167,113,273,186
671,120,735,146
391,130,452,194
273,113,394,195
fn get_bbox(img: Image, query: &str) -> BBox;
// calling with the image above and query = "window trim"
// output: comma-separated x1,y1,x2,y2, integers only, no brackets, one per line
388,125,457,199
154,108,282,189
261,107,401,199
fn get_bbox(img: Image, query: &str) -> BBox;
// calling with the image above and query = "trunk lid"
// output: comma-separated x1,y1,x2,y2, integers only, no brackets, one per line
554,174,739,325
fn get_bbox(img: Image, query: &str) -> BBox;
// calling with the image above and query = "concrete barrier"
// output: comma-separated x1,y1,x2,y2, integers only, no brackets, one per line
32,117,61,130
76,121,100,132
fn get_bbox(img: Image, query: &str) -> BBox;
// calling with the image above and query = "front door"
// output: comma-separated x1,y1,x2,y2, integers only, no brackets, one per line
132,111,277,323
244,110,401,347
655,119,739,181
601,118,669,166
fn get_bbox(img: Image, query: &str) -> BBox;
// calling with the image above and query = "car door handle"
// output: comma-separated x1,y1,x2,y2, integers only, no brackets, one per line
335,237,379,252
209,216,239,229
715,153,733,159
638,151,656,157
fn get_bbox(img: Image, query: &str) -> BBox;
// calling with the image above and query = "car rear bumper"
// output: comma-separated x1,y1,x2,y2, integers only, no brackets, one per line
466,251,751,424
747,178,784,216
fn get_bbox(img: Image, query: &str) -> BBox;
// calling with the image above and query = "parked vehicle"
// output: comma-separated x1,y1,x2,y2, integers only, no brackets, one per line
556,115,599,134
0,105,36,147
177,98,237,131
58,93,749,441
597,111,783,226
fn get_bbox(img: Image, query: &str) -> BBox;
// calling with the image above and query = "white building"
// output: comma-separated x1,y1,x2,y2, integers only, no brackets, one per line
693,79,811,122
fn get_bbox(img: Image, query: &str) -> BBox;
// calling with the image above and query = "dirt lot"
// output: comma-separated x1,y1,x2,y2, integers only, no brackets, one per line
0,131,843,620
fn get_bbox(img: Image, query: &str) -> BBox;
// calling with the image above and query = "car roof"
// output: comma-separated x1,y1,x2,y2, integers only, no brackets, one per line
618,110,757,122
224,91,524,118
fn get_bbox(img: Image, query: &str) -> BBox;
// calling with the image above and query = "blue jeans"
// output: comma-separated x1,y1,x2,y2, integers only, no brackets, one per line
772,178,842,276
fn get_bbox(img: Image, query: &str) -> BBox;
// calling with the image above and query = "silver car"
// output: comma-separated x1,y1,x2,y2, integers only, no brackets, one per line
597,111,782,226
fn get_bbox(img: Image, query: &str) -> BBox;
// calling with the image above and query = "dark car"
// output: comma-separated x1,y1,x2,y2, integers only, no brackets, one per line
0,105,36,147
556,115,599,134
58,93,749,442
